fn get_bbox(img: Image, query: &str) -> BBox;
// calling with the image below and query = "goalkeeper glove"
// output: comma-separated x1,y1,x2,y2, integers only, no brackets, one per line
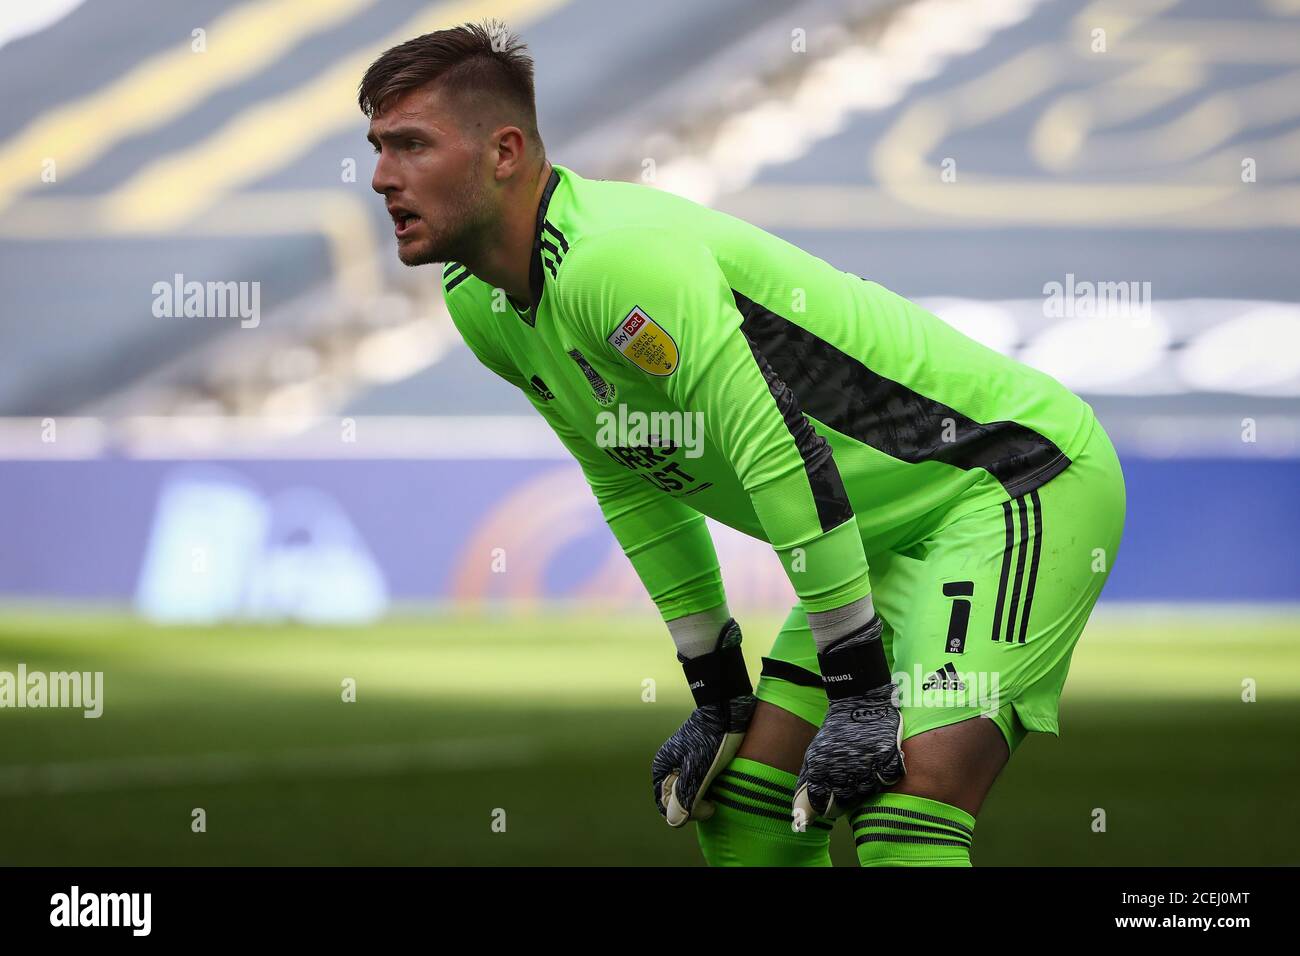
651,617,755,827
793,615,905,820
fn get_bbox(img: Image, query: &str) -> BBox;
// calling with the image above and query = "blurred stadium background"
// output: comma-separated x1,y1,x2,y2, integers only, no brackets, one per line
0,0,1297,865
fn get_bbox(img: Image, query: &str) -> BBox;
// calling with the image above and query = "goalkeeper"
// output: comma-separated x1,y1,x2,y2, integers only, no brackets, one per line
360,23,1126,866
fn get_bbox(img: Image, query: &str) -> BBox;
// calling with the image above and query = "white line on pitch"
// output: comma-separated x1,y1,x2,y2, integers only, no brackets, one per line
0,738,539,797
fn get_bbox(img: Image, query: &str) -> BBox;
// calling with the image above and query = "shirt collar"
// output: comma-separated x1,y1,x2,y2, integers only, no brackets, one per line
520,164,564,324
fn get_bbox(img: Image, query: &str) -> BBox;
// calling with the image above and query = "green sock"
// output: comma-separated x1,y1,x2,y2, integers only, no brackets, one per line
851,792,976,866
695,757,833,867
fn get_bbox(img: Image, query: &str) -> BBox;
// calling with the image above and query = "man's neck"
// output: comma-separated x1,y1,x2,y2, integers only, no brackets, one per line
461,159,553,306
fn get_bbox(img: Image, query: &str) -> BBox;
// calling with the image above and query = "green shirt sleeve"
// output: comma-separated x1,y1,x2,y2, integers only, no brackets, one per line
445,291,728,622
555,227,872,614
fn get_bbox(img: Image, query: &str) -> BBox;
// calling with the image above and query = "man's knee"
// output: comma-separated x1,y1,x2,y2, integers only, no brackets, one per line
889,715,1011,816
735,699,818,776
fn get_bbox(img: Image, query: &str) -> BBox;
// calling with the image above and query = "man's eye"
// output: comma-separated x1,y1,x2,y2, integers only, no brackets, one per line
405,140,424,151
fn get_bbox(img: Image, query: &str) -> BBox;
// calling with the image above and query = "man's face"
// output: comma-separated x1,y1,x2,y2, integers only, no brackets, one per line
368,86,495,267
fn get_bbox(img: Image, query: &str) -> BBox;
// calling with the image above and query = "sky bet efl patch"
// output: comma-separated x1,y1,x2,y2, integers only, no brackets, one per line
608,305,679,376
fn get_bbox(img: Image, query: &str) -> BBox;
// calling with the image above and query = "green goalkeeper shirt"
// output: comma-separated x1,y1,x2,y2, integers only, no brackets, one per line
442,164,1096,624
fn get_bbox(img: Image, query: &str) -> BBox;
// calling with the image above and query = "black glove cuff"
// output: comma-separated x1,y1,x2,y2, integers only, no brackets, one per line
816,617,891,700
680,619,753,707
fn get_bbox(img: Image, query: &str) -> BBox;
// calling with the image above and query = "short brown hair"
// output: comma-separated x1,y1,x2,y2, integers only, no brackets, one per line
358,19,542,148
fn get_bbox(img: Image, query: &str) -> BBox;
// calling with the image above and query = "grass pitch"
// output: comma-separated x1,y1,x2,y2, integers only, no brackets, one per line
0,607,1295,866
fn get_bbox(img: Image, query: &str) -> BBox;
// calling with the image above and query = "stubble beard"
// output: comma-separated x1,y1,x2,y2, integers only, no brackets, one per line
398,173,494,268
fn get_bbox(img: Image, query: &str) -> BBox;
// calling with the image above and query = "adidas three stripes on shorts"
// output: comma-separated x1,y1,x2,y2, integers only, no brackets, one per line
755,419,1127,754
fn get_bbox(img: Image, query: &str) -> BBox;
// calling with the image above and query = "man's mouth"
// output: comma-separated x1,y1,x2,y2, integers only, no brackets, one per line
388,205,422,238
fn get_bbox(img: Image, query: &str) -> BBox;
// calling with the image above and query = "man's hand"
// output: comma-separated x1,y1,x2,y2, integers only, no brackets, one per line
652,618,756,827
793,617,905,819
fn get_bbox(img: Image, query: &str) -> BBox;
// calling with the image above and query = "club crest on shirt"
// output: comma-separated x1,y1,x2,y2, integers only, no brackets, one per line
607,305,679,376
567,348,617,406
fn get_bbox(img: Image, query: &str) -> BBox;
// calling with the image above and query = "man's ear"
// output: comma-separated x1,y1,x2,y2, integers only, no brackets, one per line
491,125,527,181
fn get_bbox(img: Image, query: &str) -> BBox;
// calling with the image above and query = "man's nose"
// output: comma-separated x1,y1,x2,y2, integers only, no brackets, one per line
372,153,399,195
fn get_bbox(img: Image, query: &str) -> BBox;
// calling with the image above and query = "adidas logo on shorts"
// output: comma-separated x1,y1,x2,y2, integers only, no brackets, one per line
921,662,966,692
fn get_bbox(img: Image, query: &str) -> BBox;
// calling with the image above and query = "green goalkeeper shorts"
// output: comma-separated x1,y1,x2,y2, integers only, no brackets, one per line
755,418,1126,755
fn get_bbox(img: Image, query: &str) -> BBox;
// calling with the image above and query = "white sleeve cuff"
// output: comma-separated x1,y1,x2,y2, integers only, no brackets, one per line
667,603,733,659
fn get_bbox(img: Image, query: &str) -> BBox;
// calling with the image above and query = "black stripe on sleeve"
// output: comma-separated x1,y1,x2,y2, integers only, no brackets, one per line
540,238,565,266
444,266,470,292
741,331,855,534
731,291,1070,497
543,220,569,252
